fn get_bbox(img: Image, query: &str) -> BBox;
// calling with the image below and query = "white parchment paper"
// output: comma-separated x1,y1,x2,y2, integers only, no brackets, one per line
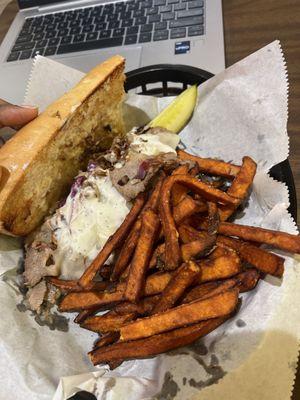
1,40,300,400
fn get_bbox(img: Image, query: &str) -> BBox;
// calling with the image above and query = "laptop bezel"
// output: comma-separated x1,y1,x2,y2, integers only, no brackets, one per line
18,0,83,10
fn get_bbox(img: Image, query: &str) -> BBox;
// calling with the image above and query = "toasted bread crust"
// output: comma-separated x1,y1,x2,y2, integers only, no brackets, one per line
0,55,125,236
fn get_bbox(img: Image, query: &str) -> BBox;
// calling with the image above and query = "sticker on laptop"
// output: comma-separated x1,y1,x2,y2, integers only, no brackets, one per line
175,41,190,55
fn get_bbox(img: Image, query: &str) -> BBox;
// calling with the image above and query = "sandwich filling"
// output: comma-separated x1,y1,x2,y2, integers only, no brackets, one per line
23,128,180,310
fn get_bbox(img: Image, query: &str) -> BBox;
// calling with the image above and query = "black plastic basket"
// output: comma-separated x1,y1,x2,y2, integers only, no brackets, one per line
71,63,297,400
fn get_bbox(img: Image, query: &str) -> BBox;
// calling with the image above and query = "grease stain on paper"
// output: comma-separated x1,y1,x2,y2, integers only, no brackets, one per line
189,354,226,389
236,319,247,328
154,372,180,400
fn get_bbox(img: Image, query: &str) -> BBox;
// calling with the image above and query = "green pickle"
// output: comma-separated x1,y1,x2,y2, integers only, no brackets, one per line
148,85,198,134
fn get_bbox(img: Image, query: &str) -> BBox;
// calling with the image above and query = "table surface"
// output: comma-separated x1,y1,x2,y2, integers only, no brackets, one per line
0,0,300,398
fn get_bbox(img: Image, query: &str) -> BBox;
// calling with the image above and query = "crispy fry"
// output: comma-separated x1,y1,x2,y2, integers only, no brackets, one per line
149,243,165,269
219,156,257,221
177,149,241,178
171,165,190,206
183,279,237,303
207,201,220,235
114,295,160,315
151,261,200,314
145,172,166,211
111,220,142,281
82,311,136,333
79,192,146,288
94,332,119,349
181,235,216,262
125,209,160,302
178,224,209,244
160,173,239,270
48,277,108,292
90,317,227,366
59,271,173,312
219,222,300,254
74,307,100,324
217,236,285,277
235,268,260,292
198,247,241,282
119,289,238,341
173,195,207,224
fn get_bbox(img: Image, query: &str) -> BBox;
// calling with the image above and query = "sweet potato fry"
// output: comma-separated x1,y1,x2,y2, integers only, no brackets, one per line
82,311,136,333
181,235,216,262
173,195,207,224
207,201,220,235
149,243,165,269
198,247,241,282
74,307,100,324
90,317,227,366
178,224,209,244
94,332,119,349
160,173,239,270
219,222,300,254
219,156,257,221
78,193,146,288
145,172,166,211
125,209,160,303
110,220,142,281
151,261,200,314
114,295,160,315
48,277,108,292
177,149,241,178
217,236,285,277
59,272,172,312
119,289,239,341
171,165,190,206
183,279,237,303
183,268,260,304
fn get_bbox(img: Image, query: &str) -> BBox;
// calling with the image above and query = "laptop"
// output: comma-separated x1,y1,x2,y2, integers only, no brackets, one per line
0,0,225,105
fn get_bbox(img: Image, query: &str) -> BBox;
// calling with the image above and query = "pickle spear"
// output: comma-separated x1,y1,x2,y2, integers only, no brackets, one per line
148,85,198,134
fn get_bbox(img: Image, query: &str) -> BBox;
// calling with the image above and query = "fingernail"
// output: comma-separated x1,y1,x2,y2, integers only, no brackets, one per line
22,104,38,109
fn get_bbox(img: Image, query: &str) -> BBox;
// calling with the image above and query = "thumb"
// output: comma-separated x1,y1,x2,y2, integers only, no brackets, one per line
0,102,38,129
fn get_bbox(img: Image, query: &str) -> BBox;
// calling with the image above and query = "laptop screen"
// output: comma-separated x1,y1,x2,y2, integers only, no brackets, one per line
18,0,80,10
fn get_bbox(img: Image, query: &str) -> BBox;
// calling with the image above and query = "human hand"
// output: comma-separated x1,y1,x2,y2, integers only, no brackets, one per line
0,99,38,129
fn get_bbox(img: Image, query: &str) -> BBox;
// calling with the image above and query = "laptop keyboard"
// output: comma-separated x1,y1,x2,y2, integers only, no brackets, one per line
7,0,204,62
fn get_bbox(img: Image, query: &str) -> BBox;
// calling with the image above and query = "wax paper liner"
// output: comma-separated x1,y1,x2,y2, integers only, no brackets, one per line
0,40,299,400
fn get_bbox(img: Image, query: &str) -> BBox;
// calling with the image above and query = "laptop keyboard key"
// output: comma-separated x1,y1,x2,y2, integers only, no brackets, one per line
13,41,35,51
148,14,161,23
46,31,57,38
82,25,94,33
122,19,134,27
99,30,112,38
95,22,107,31
141,1,153,8
70,27,81,35
58,28,69,36
188,25,204,36
61,36,72,44
19,50,32,59
33,33,45,41
133,9,145,18
36,39,48,48
127,26,139,34
177,9,203,18
155,21,167,30
153,0,166,5
146,6,158,15
113,28,125,37
108,21,120,29
139,32,152,42
170,27,186,38
153,29,168,40
57,37,123,54
86,32,98,41
188,0,204,8
169,16,203,28
124,34,138,44
7,52,20,62
174,3,186,10
120,11,132,19
48,37,60,46
140,24,153,32
135,16,147,25
73,34,85,42
160,5,172,12
16,34,33,43
162,12,175,20
44,46,57,56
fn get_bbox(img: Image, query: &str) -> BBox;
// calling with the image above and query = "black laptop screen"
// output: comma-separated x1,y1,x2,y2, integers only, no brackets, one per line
18,0,81,10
